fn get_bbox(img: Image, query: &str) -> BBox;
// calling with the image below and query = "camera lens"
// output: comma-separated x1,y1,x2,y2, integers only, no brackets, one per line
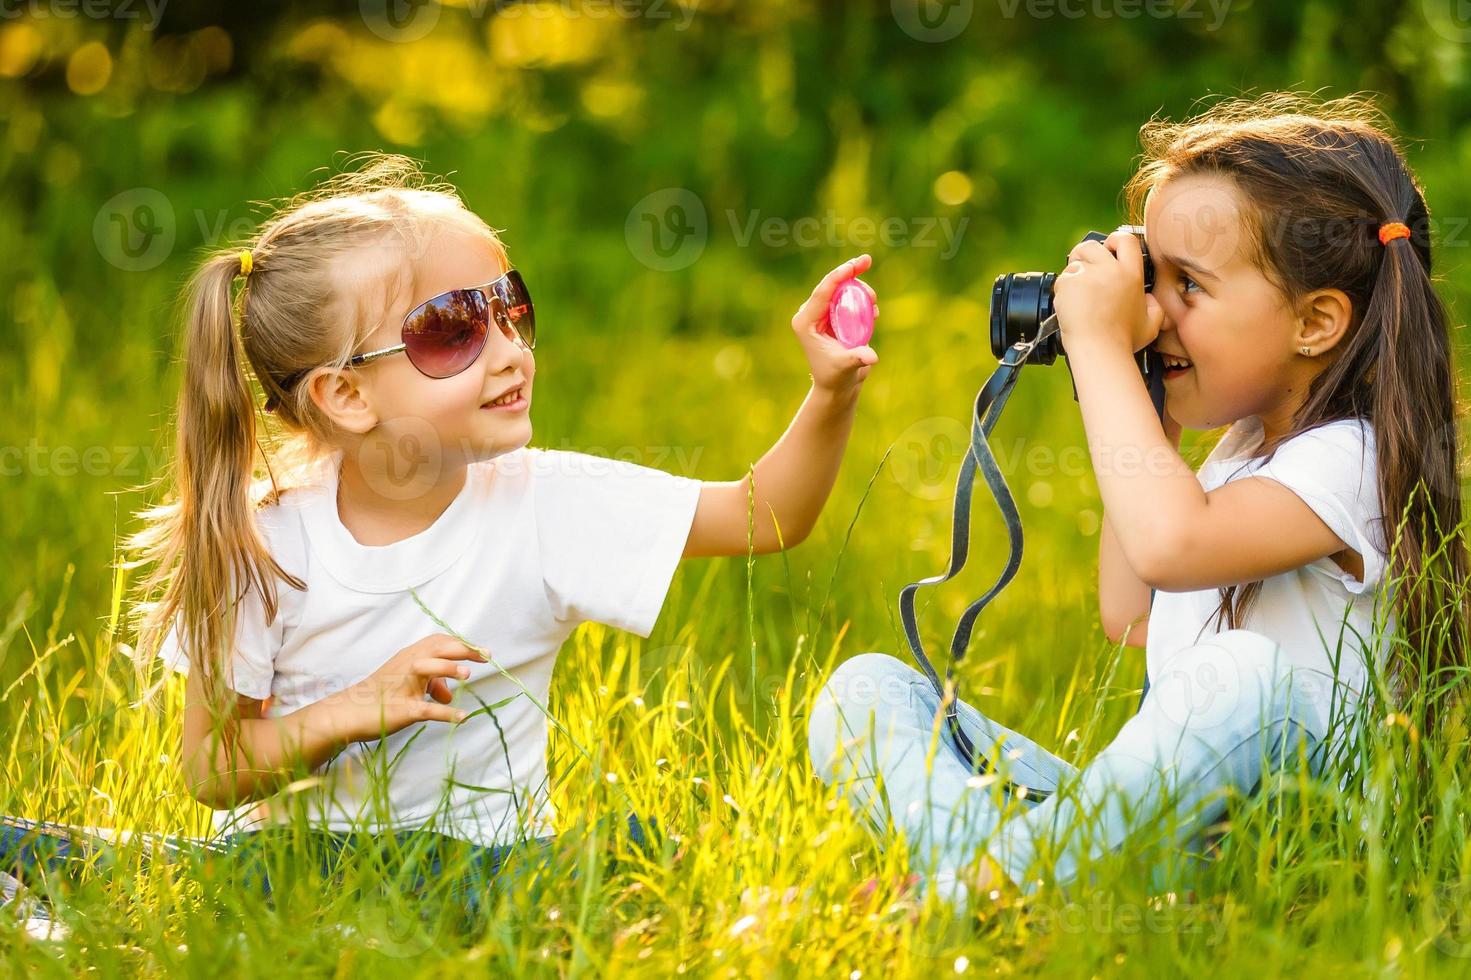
987,227,1153,365
989,271,1061,364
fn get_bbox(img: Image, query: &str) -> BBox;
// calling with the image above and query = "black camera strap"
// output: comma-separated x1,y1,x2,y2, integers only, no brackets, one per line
896,315,1165,802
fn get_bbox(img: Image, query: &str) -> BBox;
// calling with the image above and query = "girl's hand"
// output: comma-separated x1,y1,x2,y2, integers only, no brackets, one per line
1053,229,1164,356
330,634,487,744
791,254,880,396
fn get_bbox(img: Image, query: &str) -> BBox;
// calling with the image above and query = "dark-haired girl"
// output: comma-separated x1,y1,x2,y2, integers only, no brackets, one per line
809,94,1467,903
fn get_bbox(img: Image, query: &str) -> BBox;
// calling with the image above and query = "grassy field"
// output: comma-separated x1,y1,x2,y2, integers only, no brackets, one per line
5,4,1471,975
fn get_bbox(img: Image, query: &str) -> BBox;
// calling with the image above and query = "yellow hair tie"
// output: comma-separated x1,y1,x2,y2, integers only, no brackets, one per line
237,249,254,278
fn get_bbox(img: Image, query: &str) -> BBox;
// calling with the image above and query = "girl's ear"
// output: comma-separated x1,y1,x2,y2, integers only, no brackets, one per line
307,368,378,435
1294,287,1354,356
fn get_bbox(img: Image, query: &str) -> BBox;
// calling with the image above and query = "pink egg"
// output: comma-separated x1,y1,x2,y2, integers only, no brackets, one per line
827,278,875,348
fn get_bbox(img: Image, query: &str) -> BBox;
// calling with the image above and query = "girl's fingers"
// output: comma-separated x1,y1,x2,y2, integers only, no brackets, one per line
792,255,875,338
801,254,872,311
420,635,490,662
1144,293,1166,335
417,702,469,725
1067,240,1109,265
427,677,454,704
413,657,473,681
820,254,871,291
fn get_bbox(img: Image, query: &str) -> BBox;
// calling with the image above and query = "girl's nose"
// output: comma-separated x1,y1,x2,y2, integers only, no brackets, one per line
481,322,528,374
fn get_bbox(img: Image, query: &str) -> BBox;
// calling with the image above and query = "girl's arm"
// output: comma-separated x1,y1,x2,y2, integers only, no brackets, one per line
684,256,879,559
181,634,484,809
1055,232,1348,592
684,385,862,557
1098,410,1182,646
180,670,348,809
1099,515,1151,647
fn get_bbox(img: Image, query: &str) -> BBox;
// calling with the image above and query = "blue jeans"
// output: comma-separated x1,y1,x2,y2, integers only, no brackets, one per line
0,811,657,919
807,629,1347,897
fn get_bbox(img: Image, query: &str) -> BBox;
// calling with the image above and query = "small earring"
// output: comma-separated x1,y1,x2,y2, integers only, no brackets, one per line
1301,346,1312,356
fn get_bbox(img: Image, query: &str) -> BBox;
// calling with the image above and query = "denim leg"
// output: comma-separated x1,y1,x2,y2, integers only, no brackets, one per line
807,652,1077,882
980,629,1333,894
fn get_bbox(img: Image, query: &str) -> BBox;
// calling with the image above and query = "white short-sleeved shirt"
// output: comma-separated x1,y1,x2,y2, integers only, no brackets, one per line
158,447,702,845
1145,415,1396,723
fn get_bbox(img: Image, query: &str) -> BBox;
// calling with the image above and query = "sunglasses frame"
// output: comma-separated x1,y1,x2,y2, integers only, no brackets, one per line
348,268,536,377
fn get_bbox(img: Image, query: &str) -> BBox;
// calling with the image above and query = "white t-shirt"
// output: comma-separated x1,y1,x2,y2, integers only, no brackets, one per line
158,447,702,845
1145,415,1396,725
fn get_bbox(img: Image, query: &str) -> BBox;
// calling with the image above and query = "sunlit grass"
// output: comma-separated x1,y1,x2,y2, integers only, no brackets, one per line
4,470,1471,975
6,26,1471,969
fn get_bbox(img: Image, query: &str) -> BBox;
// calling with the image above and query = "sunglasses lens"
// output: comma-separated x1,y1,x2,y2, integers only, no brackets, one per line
491,270,536,350
403,289,490,378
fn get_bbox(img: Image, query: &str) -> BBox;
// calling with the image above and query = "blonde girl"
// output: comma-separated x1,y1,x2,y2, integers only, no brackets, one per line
122,156,880,864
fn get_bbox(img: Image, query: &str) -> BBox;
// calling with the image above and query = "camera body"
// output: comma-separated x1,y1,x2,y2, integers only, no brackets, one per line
988,226,1154,364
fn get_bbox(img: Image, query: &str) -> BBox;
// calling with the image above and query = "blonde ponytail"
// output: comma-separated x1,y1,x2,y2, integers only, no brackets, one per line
131,252,302,706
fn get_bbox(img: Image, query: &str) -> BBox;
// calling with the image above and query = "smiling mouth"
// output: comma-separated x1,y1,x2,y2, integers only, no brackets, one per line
483,386,527,409
1157,353,1193,378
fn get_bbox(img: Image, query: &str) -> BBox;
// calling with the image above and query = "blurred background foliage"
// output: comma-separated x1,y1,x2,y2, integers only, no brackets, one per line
1,0,1469,745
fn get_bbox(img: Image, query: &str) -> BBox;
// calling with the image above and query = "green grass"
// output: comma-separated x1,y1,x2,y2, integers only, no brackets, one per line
4,493,1470,976
7,6,1471,974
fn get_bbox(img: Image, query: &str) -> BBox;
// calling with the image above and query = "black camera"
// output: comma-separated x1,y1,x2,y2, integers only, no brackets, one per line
988,226,1155,365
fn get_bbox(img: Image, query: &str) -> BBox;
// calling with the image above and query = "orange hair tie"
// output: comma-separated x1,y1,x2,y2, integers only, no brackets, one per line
1378,222,1411,245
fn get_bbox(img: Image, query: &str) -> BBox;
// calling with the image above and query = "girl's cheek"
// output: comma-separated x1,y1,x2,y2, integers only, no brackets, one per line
1156,288,1189,322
